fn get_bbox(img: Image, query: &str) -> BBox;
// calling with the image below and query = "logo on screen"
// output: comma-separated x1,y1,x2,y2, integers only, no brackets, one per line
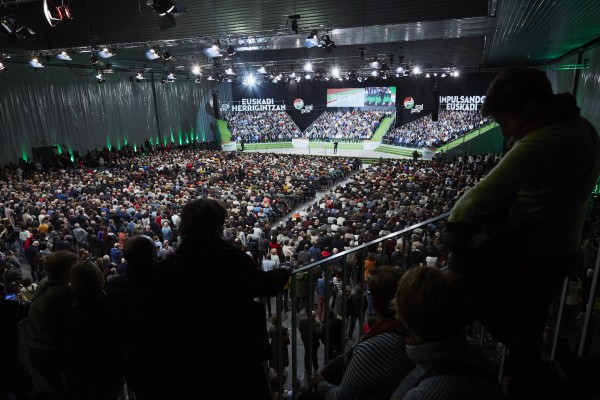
293,98,305,110
404,97,415,109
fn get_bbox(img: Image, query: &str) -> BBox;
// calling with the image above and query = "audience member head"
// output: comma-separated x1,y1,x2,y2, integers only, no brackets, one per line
70,260,105,299
44,250,78,283
368,265,404,319
482,67,579,144
395,267,468,343
123,235,158,273
178,198,227,240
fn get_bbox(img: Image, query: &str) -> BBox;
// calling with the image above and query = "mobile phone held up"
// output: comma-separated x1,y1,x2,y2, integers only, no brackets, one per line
4,293,17,300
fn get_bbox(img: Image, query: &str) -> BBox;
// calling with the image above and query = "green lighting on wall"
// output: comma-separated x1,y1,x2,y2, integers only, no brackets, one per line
178,129,183,145
170,129,175,144
21,148,28,162
134,144,137,152
56,144,63,155
117,138,122,151
106,135,112,151
68,148,74,162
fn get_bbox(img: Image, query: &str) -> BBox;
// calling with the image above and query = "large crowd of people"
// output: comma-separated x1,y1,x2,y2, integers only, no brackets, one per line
0,139,597,399
223,110,391,143
223,111,301,143
382,110,489,148
304,110,390,141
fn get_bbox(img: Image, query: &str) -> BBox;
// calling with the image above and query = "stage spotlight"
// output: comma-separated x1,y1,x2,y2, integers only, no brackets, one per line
194,77,201,83
224,67,234,75
226,45,236,56
452,70,460,77
191,65,201,75
304,74,311,80
441,73,447,78
371,70,378,77
150,0,176,15
29,57,44,68
320,34,336,52
161,72,176,83
98,47,115,59
0,62,5,72
89,55,99,65
150,0,185,30
257,66,266,74
56,51,71,61
412,66,421,75
162,49,172,60
246,75,255,85
95,71,105,83
145,47,160,60
305,31,320,48
331,67,340,79
288,15,300,34
303,62,312,72
396,66,404,73
134,72,145,81
44,1,73,27
1,16,36,40
204,44,220,58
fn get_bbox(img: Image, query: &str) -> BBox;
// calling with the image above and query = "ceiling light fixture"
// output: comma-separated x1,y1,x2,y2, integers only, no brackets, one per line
56,51,71,61
43,1,73,27
98,47,115,59
148,0,185,31
161,49,172,60
305,31,320,48
0,15,36,42
29,57,44,68
320,34,336,52
145,47,161,60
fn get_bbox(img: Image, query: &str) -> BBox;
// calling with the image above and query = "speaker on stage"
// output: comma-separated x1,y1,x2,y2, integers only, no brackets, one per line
432,89,440,122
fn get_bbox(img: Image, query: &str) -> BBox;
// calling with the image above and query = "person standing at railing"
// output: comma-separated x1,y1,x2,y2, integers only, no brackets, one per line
445,67,600,400
150,198,291,400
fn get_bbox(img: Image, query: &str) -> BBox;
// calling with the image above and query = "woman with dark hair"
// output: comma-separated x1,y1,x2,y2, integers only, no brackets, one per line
62,261,123,400
152,198,291,400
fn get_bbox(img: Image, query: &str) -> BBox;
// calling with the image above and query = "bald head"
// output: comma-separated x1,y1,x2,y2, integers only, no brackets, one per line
124,235,157,272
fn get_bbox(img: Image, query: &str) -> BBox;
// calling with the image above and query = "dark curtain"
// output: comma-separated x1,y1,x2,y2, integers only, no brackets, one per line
0,64,232,165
